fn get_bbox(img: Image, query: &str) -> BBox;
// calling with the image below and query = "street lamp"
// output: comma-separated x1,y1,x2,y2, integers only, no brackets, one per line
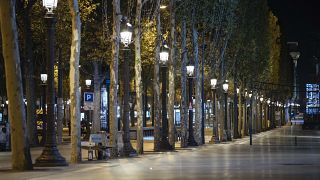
270,101,276,128
42,0,58,12
120,18,137,156
85,79,92,89
223,80,231,141
267,98,271,129
243,89,248,136
120,20,133,48
259,96,264,103
160,5,167,9
260,96,264,131
159,41,171,149
186,64,195,77
209,78,219,144
234,86,240,139
40,74,47,145
210,78,217,89
84,79,92,140
41,74,48,84
35,0,67,167
290,51,300,117
223,81,229,92
160,42,169,65
248,91,253,145
187,61,197,146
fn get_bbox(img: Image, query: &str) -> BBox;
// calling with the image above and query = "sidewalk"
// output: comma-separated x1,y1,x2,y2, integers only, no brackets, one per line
0,127,279,170
1,125,319,180
0,139,157,170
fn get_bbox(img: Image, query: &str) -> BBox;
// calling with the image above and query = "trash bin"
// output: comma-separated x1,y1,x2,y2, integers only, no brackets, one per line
97,143,103,160
96,131,110,160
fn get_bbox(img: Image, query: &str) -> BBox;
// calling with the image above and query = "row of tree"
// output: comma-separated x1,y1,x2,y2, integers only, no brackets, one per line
0,0,82,170
0,0,290,170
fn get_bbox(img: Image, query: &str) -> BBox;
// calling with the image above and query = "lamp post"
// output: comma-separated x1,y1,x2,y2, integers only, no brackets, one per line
249,91,253,145
187,62,198,146
244,89,248,136
40,74,47,145
260,96,264,131
280,102,284,127
120,19,137,156
84,79,92,140
209,78,219,143
4,100,8,123
223,80,231,141
159,41,172,149
233,86,239,139
267,98,270,129
35,0,67,167
289,51,300,116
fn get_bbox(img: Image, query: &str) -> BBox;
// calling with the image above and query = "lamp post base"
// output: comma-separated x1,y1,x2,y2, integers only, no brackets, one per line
122,142,138,157
226,130,232,141
34,145,68,167
221,130,228,142
160,138,173,150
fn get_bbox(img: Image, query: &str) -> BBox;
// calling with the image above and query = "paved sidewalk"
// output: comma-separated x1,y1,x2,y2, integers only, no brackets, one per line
0,128,275,170
0,139,158,169
1,125,319,179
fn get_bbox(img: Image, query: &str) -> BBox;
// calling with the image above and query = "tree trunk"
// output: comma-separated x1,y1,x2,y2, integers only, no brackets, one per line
68,0,82,163
233,68,239,139
142,80,147,127
23,7,38,146
180,17,188,148
134,0,144,154
110,0,121,157
201,32,205,144
168,0,176,149
65,102,71,136
0,0,33,170
145,86,148,127
57,48,63,144
151,90,154,127
238,86,243,137
243,96,248,136
192,9,202,145
92,61,101,133
153,0,161,151
252,95,257,133
217,98,224,141
130,100,135,127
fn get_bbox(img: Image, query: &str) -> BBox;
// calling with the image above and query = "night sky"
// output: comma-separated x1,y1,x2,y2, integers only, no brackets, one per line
268,0,320,85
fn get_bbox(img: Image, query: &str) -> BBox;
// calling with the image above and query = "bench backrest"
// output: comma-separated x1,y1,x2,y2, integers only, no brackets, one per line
89,133,109,146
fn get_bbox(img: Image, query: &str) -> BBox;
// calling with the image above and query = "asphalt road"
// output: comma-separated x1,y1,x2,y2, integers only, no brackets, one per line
1,125,320,180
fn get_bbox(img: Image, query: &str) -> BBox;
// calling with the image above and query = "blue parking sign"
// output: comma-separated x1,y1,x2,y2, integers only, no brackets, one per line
84,92,94,102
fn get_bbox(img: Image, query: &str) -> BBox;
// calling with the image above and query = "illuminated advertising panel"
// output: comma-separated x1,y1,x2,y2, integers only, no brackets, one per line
306,84,320,115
